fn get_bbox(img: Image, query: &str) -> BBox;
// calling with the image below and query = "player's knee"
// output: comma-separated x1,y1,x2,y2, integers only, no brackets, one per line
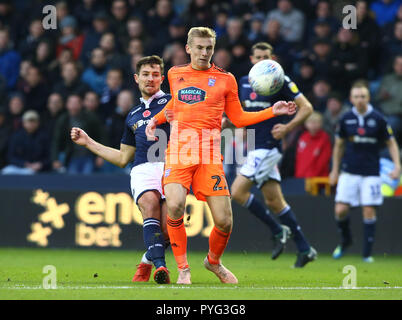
231,188,247,205
138,201,160,219
166,201,185,219
214,215,233,233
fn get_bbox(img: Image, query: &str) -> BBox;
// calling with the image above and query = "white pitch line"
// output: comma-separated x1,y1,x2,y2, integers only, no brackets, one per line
3,285,402,290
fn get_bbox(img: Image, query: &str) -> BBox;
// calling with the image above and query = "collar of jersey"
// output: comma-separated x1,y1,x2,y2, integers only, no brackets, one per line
140,90,165,109
352,104,373,127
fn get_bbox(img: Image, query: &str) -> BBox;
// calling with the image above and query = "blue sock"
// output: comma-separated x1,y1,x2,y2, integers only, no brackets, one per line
244,193,282,236
336,216,352,246
143,218,166,269
279,206,310,253
363,218,376,258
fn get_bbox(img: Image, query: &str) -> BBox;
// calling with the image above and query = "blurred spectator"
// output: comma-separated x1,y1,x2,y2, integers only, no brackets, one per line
51,94,106,174
121,17,149,52
163,42,188,71
308,20,332,46
21,65,49,113
213,48,232,70
261,19,291,68
55,1,69,23
53,61,90,100
370,0,402,27
265,0,305,43
309,78,331,113
312,0,339,34
83,91,100,113
100,68,124,120
18,19,46,59
99,32,125,69
382,2,402,38
229,41,251,80
56,16,85,61
322,93,349,140
308,39,333,81
74,0,105,32
247,13,265,43
294,58,315,96
184,0,214,29
217,17,249,51
382,21,402,70
355,0,382,75
147,0,175,49
376,54,402,142
0,107,11,168
2,110,50,175
32,40,55,79
0,27,21,90
80,11,110,67
7,92,24,132
41,93,65,137
294,111,332,178
110,0,130,42
331,28,368,94
48,47,75,84
214,9,228,38
82,47,108,95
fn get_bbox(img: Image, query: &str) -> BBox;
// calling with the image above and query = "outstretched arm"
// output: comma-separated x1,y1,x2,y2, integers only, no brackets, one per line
70,127,135,168
224,98,296,128
386,137,401,179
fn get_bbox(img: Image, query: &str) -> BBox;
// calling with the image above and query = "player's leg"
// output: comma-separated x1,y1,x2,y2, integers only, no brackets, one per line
137,191,170,283
164,182,191,283
262,180,316,267
332,202,352,259
231,175,283,238
362,206,377,262
204,195,238,284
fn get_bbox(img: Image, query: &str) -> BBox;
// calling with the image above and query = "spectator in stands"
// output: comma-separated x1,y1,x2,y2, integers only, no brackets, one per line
80,11,110,67
265,0,305,44
55,1,69,24
217,17,249,51
82,47,108,95
32,40,55,80
110,0,130,42
214,9,228,38
74,0,105,32
382,21,402,70
376,54,402,143
41,93,65,137
382,2,402,38
0,27,21,90
7,92,24,132
121,17,149,53
355,0,382,74
53,61,90,100
322,93,349,141
183,0,214,29
21,65,49,113
83,91,100,114
48,47,75,84
247,13,265,43
308,39,333,82
370,0,402,27
312,0,339,34
99,32,126,69
57,16,85,61
100,68,124,120
294,111,332,178
51,94,106,174
0,107,11,169
308,20,332,47
18,19,46,59
2,110,50,175
331,28,368,94
309,78,331,113
294,58,315,96
212,48,232,70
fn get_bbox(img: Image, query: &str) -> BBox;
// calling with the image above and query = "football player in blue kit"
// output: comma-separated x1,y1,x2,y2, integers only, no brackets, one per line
230,42,317,267
329,82,401,262
71,55,172,283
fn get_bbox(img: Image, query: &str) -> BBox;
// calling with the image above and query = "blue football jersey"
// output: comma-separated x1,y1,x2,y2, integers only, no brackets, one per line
336,105,393,176
239,74,302,150
121,91,171,168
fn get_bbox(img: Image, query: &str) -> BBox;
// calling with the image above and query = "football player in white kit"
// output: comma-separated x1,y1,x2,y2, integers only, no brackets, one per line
71,56,172,283
330,82,401,262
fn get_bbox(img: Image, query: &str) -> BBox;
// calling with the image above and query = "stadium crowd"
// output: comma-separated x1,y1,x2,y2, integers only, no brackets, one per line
0,0,401,179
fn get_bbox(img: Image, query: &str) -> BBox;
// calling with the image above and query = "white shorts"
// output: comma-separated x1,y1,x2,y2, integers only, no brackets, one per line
239,148,282,188
130,162,165,204
335,172,383,207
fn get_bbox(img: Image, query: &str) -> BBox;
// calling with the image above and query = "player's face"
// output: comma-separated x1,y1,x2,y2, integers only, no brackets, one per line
186,37,215,70
350,87,370,110
134,64,164,99
250,49,272,65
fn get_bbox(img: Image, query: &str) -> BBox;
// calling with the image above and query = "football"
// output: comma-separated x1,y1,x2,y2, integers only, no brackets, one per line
248,59,285,96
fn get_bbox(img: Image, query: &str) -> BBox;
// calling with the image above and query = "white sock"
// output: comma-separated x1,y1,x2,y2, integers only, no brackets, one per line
141,252,152,265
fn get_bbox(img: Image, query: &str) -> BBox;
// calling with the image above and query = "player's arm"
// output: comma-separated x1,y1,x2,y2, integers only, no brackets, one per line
70,127,135,168
224,75,296,128
146,99,173,141
272,94,313,139
385,137,401,179
329,136,345,185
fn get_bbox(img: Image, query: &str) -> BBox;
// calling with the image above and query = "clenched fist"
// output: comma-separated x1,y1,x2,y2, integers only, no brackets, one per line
70,127,89,146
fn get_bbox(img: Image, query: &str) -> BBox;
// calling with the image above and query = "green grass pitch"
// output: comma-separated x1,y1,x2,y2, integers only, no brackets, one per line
1,248,401,300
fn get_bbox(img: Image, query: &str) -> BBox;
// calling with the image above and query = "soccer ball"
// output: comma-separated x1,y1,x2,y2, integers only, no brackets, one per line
248,59,285,96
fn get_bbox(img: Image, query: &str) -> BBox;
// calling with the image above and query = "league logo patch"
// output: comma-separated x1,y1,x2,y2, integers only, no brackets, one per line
143,110,151,118
178,86,206,105
157,98,167,105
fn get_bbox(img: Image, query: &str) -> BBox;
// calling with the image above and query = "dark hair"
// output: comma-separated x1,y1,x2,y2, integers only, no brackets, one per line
135,55,164,75
251,42,273,55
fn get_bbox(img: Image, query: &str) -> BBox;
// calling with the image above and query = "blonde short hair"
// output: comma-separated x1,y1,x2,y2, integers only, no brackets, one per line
187,27,216,45
306,111,323,123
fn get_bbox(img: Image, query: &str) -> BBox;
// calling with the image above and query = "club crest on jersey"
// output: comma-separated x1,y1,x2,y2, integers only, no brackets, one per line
208,78,216,87
157,98,167,105
143,110,151,118
178,86,206,105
